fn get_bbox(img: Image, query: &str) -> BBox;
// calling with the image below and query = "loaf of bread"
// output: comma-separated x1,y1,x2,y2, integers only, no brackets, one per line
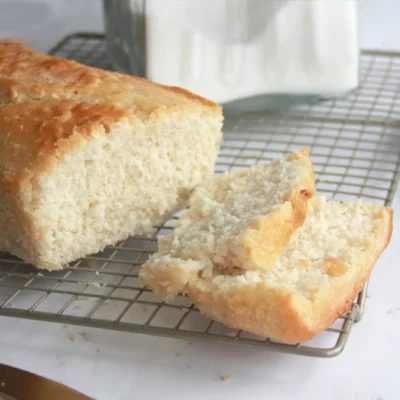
0,40,223,270
139,149,315,300
140,153,393,342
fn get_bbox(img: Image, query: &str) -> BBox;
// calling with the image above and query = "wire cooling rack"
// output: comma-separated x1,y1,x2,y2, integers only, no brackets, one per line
0,33,399,358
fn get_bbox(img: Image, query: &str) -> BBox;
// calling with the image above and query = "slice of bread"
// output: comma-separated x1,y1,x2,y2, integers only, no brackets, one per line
179,197,392,343
0,40,223,270
140,149,315,300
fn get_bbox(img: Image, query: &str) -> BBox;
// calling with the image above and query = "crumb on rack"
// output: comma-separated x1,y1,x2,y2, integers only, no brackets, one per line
187,340,195,345
221,375,231,382
95,271,99,275
176,353,184,358
37,273,43,276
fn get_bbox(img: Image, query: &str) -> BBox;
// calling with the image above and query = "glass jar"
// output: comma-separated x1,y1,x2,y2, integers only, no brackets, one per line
103,0,359,114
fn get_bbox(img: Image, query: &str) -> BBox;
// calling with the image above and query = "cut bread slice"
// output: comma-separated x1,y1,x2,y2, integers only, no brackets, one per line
183,197,392,343
140,149,315,300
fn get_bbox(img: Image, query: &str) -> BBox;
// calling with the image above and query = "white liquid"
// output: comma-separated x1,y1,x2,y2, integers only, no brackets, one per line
145,0,359,104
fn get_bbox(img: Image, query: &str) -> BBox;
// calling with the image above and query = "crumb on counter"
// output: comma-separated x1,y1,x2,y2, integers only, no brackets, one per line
1,381,5,387
176,353,184,358
221,375,231,382
187,340,195,345
187,365,192,370
68,334,76,342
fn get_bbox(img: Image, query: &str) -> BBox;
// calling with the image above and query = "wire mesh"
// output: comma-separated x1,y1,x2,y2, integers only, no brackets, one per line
0,33,399,357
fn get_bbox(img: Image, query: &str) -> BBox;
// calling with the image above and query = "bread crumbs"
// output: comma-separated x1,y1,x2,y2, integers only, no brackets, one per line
187,340,195,345
221,375,231,382
176,353,184,358
68,334,76,342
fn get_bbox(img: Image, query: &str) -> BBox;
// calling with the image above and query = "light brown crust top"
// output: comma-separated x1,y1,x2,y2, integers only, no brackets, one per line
0,39,222,188
0,99,134,189
0,40,221,117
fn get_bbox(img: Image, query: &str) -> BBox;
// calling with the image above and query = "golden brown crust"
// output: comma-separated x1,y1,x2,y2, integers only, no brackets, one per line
0,39,221,114
239,202,295,270
0,100,132,189
0,39,222,188
186,283,314,343
238,148,315,271
186,207,393,343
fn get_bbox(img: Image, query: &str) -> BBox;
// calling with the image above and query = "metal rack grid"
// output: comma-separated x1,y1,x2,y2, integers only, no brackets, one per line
0,33,399,358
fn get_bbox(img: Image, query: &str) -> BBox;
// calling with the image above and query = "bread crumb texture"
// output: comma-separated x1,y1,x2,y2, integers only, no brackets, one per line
0,40,223,270
140,149,315,299
141,186,393,342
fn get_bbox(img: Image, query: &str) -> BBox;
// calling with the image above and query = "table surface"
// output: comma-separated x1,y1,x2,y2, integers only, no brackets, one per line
0,1,400,399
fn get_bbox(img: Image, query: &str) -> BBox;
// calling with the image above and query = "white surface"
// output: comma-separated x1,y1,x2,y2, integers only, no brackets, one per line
0,1,400,399
146,0,359,103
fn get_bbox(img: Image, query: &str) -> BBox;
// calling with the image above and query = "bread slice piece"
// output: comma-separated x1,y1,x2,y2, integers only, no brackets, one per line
182,197,393,343
0,40,223,270
140,149,315,299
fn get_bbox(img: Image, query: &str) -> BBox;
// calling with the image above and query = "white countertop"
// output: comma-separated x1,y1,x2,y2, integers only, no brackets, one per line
0,1,400,399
